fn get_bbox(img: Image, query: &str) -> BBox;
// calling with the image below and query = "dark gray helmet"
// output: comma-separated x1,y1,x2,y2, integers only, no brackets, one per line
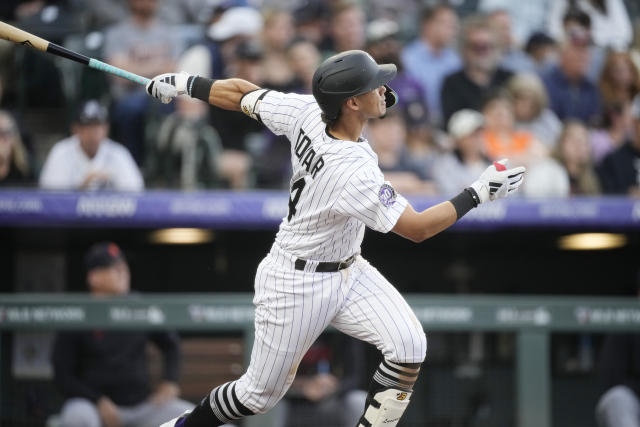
312,50,398,121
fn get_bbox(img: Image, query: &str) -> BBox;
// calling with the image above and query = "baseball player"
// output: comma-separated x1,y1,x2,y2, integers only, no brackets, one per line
146,50,525,427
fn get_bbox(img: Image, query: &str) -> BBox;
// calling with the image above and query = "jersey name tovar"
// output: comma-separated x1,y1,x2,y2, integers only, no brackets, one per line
294,128,324,178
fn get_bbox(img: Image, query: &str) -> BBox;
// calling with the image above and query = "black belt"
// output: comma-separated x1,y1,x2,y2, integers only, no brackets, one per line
294,255,356,272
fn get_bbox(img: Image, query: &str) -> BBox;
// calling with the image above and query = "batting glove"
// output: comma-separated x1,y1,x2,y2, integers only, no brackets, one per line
145,72,191,104
469,159,526,204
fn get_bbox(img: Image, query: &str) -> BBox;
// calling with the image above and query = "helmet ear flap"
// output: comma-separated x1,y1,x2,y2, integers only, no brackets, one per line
384,85,398,110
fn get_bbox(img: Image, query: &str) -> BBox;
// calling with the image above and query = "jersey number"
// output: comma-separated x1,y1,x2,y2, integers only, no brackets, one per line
287,177,306,221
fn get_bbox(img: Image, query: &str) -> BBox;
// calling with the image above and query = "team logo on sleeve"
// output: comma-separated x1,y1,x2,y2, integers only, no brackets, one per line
378,183,397,207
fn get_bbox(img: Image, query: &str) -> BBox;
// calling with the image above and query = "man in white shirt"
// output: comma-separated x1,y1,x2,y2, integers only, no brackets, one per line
39,100,144,191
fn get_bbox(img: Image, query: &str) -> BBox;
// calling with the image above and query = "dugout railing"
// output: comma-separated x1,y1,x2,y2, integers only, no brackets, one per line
1,293,640,427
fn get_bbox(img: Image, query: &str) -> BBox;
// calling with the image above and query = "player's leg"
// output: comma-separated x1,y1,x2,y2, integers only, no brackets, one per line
331,257,427,427
163,254,343,427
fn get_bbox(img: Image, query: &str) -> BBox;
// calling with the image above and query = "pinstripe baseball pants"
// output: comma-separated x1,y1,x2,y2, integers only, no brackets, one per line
227,243,427,415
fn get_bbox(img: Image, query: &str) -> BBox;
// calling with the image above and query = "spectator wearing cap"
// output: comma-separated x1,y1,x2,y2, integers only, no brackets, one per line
366,18,429,125
39,100,143,191
524,32,558,75
440,15,513,128
554,7,606,83
51,242,194,427
597,94,640,196
0,110,33,187
432,109,490,196
401,4,461,126
178,6,263,80
541,19,602,125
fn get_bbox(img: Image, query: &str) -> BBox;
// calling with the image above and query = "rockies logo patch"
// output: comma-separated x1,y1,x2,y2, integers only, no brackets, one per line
378,183,397,207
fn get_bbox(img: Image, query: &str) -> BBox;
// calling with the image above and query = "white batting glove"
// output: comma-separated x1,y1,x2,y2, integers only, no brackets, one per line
145,72,191,104
470,159,526,204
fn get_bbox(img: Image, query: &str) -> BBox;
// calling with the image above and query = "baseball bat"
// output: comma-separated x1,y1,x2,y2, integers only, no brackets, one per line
0,20,150,86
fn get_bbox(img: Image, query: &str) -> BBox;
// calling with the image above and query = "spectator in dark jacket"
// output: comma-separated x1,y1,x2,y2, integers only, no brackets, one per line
597,94,640,196
52,242,193,427
542,27,601,124
440,15,513,128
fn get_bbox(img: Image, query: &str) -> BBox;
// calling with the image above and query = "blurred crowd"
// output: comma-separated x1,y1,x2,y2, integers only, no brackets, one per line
0,0,640,197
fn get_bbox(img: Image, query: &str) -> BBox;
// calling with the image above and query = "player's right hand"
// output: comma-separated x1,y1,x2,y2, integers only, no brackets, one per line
470,159,525,204
145,72,190,104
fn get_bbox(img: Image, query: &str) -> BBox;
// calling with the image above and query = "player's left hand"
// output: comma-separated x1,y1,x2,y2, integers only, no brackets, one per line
145,72,191,104
470,159,525,204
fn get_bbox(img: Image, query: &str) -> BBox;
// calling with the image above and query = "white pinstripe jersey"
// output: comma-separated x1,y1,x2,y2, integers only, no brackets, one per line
257,90,408,262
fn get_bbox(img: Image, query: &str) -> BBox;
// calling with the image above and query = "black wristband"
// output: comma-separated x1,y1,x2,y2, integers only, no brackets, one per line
187,76,216,102
449,188,478,220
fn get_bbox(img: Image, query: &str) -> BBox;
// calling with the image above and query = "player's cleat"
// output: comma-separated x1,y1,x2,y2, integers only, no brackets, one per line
357,387,412,427
159,410,191,427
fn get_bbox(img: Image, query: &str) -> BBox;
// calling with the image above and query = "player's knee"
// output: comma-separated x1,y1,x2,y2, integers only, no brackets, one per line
392,326,427,364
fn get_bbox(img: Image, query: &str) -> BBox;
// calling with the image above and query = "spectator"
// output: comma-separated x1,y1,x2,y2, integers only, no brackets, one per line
327,1,366,55
273,334,367,427
597,94,640,196
556,7,606,83
104,0,184,163
178,6,263,79
209,39,268,189
261,9,296,91
524,32,559,75
487,9,536,73
145,97,223,190
548,0,633,50
0,110,32,186
595,271,640,427
291,0,331,52
52,242,194,427
542,31,602,124
103,0,182,99
432,109,490,196
401,4,461,126
286,38,321,94
366,18,429,126
590,102,633,164
39,100,144,191
507,73,563,149
477,0,553,46
554,120,601,195
598,50,640,107
440,15,513,127
366,111,436,194
481,91,547,166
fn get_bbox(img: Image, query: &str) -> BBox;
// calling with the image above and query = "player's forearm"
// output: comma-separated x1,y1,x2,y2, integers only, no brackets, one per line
208,78,260,111
413,202,457,241
392,202,457,243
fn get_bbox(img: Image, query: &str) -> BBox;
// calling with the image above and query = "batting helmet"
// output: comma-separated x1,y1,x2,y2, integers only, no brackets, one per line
312,50,398,121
